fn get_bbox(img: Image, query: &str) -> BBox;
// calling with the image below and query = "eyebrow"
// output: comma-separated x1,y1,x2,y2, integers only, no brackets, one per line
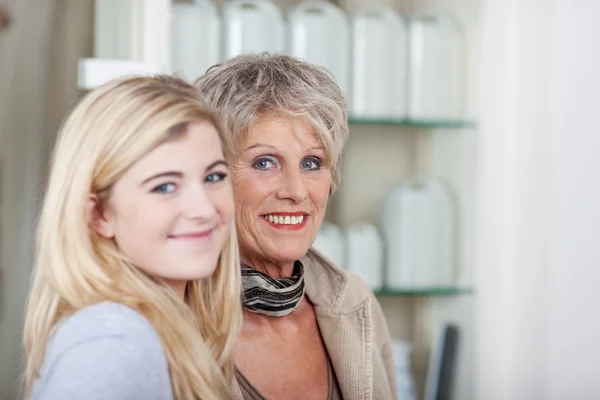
141,160,228,186
245,143,325,152
205,159,228,171
245,143,276,151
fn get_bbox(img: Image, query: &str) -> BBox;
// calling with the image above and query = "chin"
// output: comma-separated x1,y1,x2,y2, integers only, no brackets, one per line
175,255,221,280
270,243,311,263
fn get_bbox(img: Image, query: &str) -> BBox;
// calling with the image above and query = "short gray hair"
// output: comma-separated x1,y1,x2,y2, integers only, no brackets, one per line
194,53,349,192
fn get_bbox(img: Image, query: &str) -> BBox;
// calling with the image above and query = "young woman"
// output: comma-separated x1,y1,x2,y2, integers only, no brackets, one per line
23,75,242,400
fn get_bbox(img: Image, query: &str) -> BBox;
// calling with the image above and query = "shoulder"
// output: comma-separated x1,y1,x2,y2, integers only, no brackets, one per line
44,301,165,362
340,272,390,335
33,302,172,400
304,248,388,326
304,250,397,397
303,247,377,306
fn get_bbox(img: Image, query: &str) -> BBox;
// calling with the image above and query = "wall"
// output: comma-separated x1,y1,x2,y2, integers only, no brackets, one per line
0,1,93,397
0,1,56,395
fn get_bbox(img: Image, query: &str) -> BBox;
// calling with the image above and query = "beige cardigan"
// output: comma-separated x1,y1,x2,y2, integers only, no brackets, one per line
231,249,397,400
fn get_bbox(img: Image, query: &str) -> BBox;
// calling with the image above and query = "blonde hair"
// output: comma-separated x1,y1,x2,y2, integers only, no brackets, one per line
23,75,242,399
194,53,349,192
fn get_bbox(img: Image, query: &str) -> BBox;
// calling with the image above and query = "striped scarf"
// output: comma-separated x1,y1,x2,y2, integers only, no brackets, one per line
240,260,306,317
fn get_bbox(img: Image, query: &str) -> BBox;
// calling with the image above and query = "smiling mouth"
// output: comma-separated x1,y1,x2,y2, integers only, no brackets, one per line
168,229,213,240
261,213,308,229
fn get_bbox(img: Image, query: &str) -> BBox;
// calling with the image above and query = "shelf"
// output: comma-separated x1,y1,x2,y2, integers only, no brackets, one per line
373,287,474,297
77,58,163,90
348,116,478,129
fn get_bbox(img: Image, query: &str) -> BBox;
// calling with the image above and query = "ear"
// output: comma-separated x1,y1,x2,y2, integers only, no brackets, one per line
87,194,115,239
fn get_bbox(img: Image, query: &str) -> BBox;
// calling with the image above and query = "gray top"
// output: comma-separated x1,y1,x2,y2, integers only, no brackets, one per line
32,302,173,400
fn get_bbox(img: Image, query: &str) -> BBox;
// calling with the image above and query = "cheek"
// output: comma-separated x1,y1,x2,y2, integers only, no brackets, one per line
309,173,332,209
232,169,270,211
108,205,170,273
114,203,172,244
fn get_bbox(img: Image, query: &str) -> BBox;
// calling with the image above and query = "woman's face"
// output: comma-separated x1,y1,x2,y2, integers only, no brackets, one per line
91,122,234,295
231,114,332,266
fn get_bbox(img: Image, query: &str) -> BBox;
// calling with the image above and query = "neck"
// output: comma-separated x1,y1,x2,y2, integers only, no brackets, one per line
165,279,187,300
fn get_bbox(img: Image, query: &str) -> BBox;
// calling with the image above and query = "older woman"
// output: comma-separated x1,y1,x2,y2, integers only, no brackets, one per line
195,54,396,400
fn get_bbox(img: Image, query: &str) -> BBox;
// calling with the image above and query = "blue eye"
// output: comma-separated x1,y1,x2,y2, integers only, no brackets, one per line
301,157,321,171
152,182,176,194
206,172,227,183
253,156,278,170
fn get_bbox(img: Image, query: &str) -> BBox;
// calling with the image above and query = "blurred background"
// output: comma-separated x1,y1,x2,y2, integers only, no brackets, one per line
1,0,600,399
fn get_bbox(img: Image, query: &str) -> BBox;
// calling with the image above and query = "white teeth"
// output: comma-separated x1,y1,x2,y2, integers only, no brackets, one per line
265,214,305,225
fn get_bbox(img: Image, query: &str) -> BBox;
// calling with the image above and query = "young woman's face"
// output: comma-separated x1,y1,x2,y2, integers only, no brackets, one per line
92,122,234,296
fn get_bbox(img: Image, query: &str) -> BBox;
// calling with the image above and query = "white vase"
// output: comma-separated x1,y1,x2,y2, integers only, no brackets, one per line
171,0,221,82
350,6,408,118
382,177,455,289
408,11,465,120
392,340,417,400
312,221,346,268
345,222,384,290
287,0,351,99
223,0,285,58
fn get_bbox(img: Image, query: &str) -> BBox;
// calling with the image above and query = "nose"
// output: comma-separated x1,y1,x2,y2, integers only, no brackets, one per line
276,167,309,203
181,185,216,221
